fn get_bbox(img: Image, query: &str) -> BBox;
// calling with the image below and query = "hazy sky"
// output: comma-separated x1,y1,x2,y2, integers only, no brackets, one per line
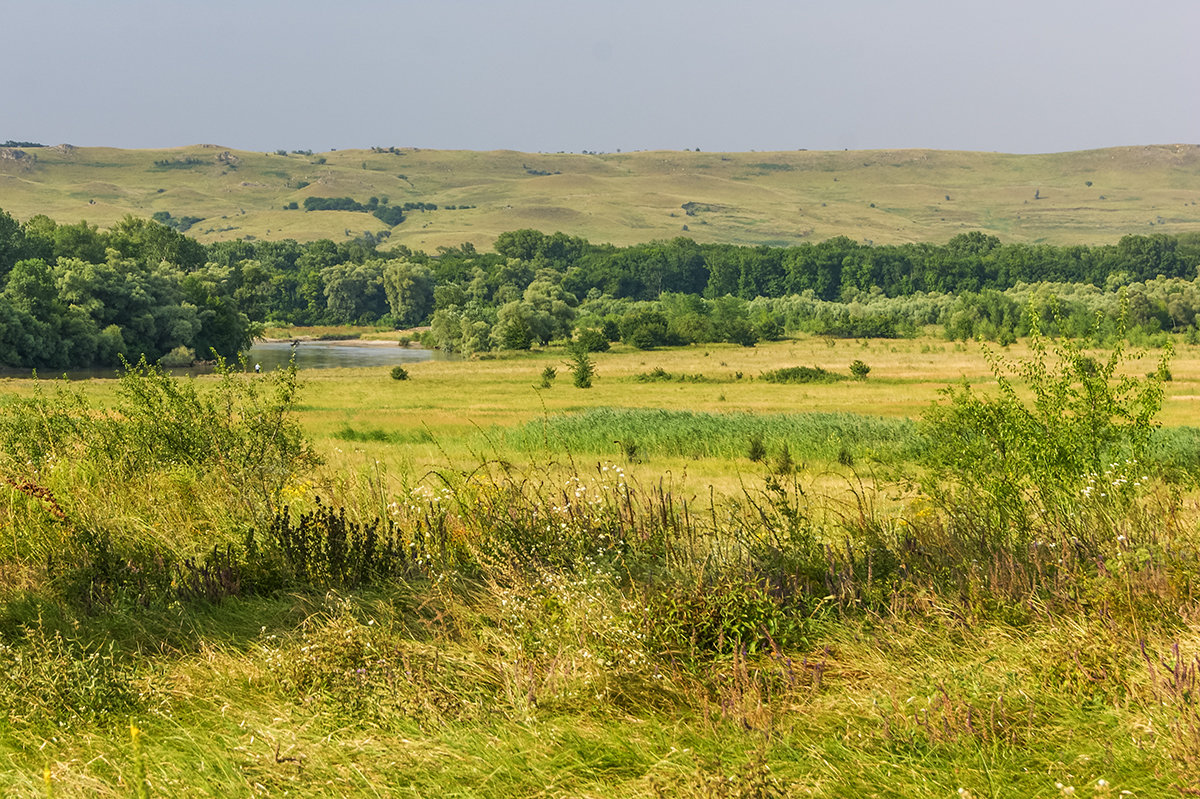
4,0,1197,154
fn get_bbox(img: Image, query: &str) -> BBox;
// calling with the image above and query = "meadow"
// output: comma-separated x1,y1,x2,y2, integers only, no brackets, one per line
1,330,1200,797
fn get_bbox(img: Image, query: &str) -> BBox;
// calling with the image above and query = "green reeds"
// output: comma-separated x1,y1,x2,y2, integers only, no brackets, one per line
508,408,922,464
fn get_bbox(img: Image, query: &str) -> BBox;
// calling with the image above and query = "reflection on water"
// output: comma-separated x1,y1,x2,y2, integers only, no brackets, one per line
247,340,447,371
0,341,449,380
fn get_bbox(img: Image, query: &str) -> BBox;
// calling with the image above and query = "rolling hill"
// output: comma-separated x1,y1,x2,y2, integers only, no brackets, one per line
2,142,1199,250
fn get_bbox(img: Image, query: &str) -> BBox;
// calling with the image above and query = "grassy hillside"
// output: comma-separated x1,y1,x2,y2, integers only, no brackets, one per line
2,142,1200,250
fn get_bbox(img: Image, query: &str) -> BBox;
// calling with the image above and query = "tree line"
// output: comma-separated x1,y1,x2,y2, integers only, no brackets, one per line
0,211,249,368
2,207,1199,367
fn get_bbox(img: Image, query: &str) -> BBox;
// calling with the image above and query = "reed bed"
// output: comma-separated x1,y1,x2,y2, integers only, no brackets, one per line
508,408,923,465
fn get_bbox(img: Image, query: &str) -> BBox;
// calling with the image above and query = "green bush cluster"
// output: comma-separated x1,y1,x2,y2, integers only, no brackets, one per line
921,307,1170,544
759,365,848,384
634,367,711,383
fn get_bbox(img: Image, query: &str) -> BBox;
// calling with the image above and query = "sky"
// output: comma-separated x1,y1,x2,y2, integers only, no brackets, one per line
3,0,1198,155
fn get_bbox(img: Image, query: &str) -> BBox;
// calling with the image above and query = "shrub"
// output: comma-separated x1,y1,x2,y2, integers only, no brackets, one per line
921,303,1170,542
390,365,409,380
0,356,316,522
637,367,671,383
647,576,805,659
850,359,871,380
620,309,671,349
725,319,760,347
760,366,847,384
754,312,785,341
574,328,610,352
568,347,595,388
373,205,406,227
635,367,709,383
158,345,196,367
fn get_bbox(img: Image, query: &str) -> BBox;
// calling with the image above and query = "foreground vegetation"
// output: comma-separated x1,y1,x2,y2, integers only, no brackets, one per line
0,326,1199,796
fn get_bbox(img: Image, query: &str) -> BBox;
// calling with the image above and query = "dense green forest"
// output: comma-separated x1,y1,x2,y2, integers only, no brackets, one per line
2,206,1200,368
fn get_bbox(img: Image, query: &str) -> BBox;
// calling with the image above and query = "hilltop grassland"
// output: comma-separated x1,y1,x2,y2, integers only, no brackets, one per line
2,334,1200,795
3,143,1200,249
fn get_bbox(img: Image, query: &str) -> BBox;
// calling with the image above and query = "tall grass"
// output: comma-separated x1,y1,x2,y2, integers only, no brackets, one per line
0,339,1198,795
508,408,922,464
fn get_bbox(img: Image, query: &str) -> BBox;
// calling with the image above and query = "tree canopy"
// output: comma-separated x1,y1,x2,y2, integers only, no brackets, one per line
2,208,1199,367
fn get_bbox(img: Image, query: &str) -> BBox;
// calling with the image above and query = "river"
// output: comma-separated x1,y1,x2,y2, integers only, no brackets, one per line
0,340,450,380
246,340,447,371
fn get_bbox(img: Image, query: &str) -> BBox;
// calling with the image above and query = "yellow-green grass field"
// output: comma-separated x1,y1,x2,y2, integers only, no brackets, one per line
4,331,1196,518
6,332,1199,490
3,335,1200,797
3,143,1200,250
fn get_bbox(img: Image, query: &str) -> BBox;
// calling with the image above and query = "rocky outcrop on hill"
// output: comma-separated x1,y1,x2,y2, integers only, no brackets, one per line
0,148,37,170
0,148,35,162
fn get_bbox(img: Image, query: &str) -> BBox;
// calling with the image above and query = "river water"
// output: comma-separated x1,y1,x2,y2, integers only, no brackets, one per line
0,341,447,380
246,340,444,371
